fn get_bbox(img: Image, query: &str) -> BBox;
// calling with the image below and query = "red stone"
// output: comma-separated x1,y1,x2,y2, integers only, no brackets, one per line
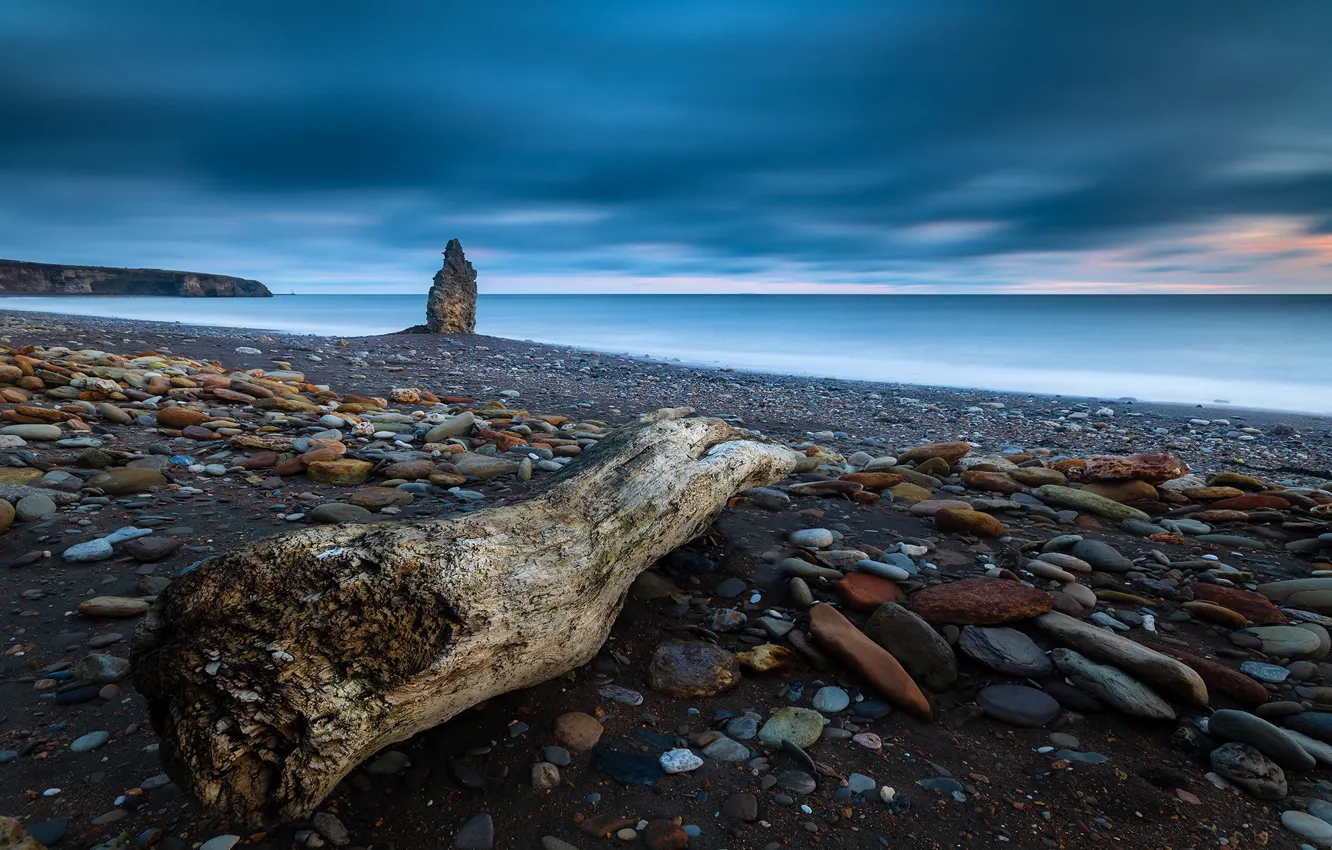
808,603,932,720
1206,494,1291,511
908,577,1052,625
1152,645,1269,706
835,573,903,611
1192,583,1287,624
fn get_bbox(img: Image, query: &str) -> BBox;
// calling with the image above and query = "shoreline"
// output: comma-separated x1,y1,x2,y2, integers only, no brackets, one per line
4,307,1330,430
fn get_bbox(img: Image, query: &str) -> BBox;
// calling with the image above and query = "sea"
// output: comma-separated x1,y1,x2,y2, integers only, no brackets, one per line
2,293,1330,414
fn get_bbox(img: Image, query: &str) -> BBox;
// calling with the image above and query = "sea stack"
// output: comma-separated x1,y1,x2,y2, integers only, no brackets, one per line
425,239,477,333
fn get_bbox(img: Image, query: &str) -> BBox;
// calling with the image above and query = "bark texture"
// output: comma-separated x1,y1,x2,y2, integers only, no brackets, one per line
131,411,796,825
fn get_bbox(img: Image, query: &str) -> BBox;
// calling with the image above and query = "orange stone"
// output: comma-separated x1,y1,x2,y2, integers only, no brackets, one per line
897,441,971,465
909,577,1052,625
959,470,1030,494
839,472,904,491
1207,494,1290,511
835,573,903,612
156,406,209,429
476,428,528,451
934,507,1005,537
1081,453,1189,485
808,604,931,721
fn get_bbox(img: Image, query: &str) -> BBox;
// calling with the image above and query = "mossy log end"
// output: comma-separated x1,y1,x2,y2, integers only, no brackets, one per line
131,411,797,825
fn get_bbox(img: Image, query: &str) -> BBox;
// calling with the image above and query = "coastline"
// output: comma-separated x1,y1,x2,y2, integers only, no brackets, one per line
4,307,1330,437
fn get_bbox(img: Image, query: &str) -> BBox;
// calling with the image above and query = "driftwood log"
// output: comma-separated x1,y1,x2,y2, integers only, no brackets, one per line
131,410,797,825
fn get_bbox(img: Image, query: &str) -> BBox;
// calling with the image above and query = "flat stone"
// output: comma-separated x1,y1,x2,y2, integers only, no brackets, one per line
1052,648,1175,720
834,572,902,611
307,459,374,485
1241,625,1322,658
909,577,1052,625
977,684,1061,727
958,626,1052,677
62,538,115,563
309,502,372,524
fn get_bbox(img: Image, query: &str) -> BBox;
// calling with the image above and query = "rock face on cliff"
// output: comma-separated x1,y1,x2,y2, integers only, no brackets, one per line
0,259,272,297
425,239,477,333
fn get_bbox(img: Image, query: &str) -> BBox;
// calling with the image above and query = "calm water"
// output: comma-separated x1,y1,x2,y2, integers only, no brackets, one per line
2,294,1330,413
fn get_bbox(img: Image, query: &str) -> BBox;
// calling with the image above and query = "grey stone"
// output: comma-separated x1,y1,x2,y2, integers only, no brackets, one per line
70,730,111,752
958,626,1052,677
1210,743,1287,799
977,684,1061,727
453,814,493,850
1207,710,1316,770
1070,539,1133,572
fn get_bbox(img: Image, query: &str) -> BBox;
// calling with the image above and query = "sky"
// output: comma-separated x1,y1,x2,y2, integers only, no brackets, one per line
2,1,1331,294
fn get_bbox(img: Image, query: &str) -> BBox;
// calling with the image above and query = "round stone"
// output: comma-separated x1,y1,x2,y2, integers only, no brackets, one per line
758,707,825,749
977,684,1061,727
553,712,603,751
811,686,850,713
646,641,740,697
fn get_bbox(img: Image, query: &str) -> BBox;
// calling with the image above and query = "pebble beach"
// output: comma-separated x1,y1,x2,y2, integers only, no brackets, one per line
3,307,1332,850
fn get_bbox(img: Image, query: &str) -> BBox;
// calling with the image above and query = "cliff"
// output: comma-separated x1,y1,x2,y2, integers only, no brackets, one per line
0,259,273,297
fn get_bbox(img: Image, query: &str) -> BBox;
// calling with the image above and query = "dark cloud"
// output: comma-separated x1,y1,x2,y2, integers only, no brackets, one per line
1,0,1331,291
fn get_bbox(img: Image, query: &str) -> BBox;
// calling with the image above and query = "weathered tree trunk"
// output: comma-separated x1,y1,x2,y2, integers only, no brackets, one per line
131,411,797,825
